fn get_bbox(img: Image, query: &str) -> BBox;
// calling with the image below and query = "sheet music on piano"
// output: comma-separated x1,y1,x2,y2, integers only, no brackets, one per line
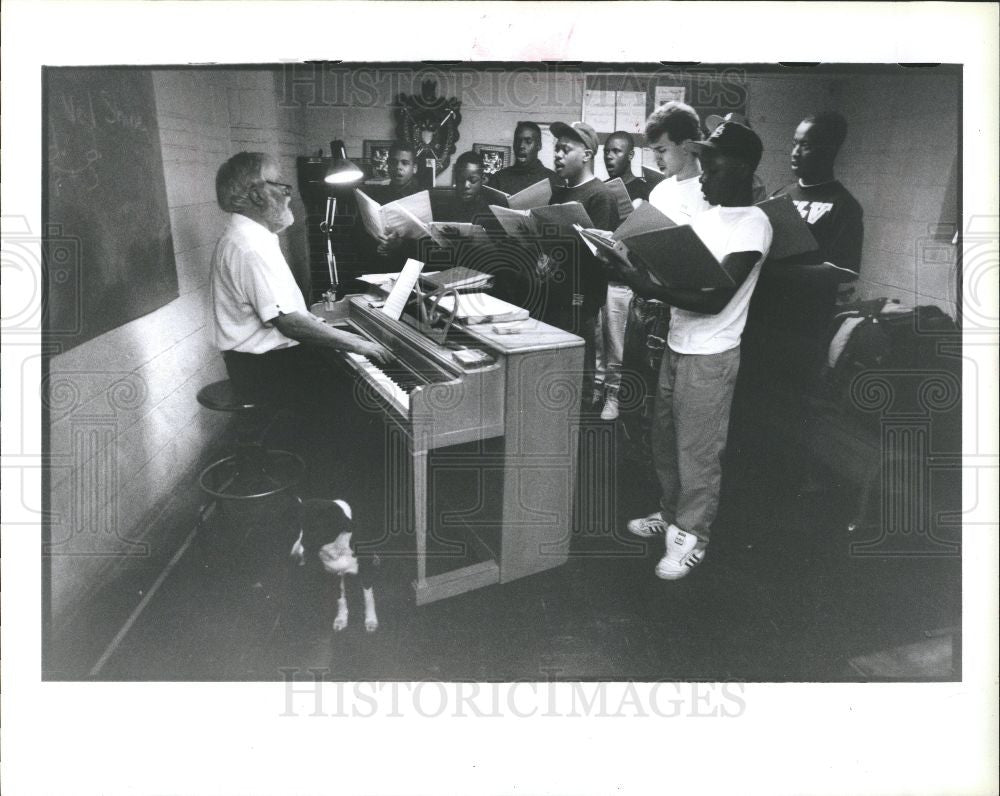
381,258,425,320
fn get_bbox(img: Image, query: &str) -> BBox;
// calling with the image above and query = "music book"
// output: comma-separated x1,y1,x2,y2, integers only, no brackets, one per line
575,201,735,290
382,258,425,320
610,199,678,241
425,221,491,244
480,178,553,211
573,225,636,272
420,266,494,292
604,177,636,218
436,292,530,324
642,165,666,186
354,188,433,240
755,194,820,260
489,201,595,247
619,226,736,289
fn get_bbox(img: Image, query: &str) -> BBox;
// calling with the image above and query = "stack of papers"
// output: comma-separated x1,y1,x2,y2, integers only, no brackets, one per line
421,266,493,292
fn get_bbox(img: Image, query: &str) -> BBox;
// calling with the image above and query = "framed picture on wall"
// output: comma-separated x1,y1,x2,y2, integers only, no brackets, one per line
472,143,512,176
362,139,394,182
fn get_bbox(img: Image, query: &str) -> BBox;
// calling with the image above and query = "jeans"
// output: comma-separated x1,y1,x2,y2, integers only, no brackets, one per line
594,282,633,393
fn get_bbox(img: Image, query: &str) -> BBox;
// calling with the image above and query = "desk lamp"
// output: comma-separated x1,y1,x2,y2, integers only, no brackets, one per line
320,139,364,302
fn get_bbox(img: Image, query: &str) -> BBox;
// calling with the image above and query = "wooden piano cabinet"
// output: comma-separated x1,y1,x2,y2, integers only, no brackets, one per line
313,297,584,605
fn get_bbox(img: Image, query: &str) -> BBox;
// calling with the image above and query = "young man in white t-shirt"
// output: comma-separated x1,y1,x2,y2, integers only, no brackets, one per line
620,102,710,463
620,122,773,580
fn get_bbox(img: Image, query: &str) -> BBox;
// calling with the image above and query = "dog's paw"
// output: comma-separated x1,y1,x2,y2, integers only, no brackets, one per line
333,597,348,632
363,587,378,633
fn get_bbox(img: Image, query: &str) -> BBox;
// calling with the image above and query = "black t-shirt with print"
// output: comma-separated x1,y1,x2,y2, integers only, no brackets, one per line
770,179,864,272
751,179,864,336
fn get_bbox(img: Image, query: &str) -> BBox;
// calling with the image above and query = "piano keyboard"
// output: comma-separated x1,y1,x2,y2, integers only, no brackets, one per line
346,352,424,414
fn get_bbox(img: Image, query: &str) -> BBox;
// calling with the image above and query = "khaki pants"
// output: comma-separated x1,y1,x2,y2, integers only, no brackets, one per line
652,345,741,542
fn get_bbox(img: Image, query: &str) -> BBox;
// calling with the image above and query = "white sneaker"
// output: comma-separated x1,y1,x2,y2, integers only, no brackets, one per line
655,525,707,580
627,511,668,538
600,394,620,421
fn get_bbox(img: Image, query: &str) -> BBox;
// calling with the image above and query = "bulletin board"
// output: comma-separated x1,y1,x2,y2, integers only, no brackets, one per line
582,70,749,147
44,68,178,352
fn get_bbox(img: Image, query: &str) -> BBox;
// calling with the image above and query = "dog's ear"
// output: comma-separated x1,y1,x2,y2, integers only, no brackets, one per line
332,499,353,521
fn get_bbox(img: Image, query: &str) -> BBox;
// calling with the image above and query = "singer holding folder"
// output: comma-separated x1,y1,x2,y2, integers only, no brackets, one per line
489,121,559,195
621,122,772,581
354,142,423,271
745,111,864,386
539,121,620,405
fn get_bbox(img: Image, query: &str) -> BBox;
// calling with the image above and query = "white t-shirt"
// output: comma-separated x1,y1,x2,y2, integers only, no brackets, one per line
668,205,773,355
648,174,711,224
209,213,307,353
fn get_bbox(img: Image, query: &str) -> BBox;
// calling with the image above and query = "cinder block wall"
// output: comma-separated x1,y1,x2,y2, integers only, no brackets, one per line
834,72,960,316
46,68,308,635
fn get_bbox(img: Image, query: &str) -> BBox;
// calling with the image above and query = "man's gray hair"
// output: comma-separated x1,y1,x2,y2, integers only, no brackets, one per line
215,152,272,212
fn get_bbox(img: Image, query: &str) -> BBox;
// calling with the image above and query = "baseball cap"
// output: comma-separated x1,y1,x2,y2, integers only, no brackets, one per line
704,112,750,133
550,121,600,153
685,121,763,170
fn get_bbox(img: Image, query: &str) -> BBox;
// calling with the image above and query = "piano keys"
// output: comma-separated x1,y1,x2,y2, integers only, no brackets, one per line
314,295,584,605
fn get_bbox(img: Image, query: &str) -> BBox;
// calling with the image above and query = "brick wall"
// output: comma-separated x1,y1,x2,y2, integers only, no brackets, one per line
47,68,308,633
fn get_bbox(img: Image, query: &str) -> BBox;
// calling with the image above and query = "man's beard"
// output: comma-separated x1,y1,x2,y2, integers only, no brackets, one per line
267,203,294,233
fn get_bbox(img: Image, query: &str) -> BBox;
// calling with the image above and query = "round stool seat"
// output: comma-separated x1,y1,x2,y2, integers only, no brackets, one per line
195,379,303,503
197,379,263,413
198,446,306,501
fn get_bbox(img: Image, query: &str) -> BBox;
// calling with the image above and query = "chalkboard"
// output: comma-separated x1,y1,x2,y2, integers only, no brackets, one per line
45,68,178,352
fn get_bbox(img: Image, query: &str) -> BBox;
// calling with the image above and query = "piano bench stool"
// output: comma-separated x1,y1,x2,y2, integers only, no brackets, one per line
196,379,305,502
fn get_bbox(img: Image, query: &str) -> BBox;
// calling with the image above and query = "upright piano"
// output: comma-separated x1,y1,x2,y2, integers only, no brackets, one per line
313,295,584,605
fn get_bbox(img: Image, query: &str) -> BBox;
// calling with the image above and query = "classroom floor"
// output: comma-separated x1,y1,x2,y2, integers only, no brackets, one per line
47,395,962,683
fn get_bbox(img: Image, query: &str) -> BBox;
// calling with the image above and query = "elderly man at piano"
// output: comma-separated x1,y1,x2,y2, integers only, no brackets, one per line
210,152,392,409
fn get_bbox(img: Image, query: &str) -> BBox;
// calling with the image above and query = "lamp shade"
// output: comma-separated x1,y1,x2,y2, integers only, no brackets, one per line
324,139,364,186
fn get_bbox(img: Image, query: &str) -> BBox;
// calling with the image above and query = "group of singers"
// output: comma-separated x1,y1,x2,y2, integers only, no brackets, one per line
208,100,862,583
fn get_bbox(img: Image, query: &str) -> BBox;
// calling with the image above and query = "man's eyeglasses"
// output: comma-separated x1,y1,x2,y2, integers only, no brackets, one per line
262,180,294,196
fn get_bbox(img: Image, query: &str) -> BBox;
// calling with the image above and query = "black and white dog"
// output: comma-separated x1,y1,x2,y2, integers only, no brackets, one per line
290,498,378,632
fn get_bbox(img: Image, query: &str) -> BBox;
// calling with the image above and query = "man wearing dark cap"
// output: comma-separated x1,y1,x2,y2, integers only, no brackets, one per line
538,121,620,403
704,112,768,203
489,121,559,195
621,122,772,580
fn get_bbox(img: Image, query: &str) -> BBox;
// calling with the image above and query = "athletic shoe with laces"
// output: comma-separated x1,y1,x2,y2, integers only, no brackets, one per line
627,511,668,538
600,393,620,421
655,525,707,580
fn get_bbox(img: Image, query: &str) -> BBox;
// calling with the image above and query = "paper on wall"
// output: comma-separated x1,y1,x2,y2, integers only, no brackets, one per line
655,86,686,106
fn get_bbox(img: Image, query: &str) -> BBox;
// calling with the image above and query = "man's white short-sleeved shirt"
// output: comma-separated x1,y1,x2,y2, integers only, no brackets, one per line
648,174,711,224
209,213,306,353
668,205,773,355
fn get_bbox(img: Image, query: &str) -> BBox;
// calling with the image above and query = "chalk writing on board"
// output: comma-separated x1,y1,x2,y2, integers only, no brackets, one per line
45,68,178,352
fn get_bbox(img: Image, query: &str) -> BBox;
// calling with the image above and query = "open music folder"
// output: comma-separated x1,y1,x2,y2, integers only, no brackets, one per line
755,194,820,260
575,201,735,289
354,188,434,240
603,177,637,218
489,201,595,248
480,177,552,211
